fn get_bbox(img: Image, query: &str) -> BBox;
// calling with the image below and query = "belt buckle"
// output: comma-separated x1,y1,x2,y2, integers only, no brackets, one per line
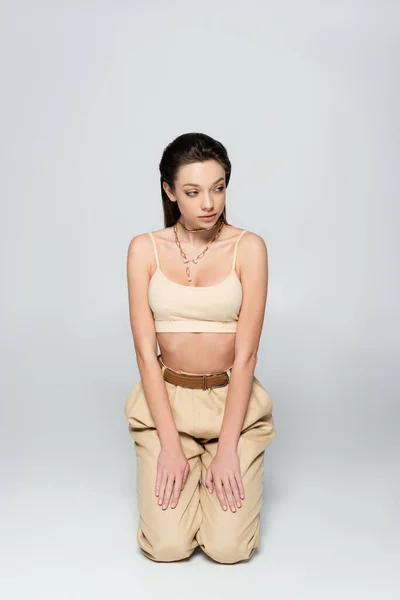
202,370,229,390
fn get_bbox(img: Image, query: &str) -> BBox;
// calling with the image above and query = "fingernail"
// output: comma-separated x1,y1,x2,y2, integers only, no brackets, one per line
231,507,236,512
171,502,175,508
223,505,227,511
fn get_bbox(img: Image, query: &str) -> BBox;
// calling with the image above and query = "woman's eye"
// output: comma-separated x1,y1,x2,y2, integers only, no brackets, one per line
187,187,225,197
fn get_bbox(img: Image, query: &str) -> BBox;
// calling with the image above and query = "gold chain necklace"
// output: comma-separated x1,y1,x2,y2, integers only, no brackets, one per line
173,218,225,282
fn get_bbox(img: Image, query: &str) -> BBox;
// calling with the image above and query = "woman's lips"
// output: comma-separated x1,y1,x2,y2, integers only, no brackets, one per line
199,213,217,220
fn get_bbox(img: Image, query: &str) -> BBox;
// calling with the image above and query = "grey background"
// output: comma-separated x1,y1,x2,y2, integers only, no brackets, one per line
1,1,399,598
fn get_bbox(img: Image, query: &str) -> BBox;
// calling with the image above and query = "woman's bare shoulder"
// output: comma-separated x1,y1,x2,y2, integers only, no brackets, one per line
237,227,265,244
127,231,152,253
227,225,266,245
234,228,268,275
126,231,158,275
219,224,265,242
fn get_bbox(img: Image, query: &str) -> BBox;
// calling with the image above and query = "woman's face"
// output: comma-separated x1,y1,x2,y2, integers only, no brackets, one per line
163,160,226,229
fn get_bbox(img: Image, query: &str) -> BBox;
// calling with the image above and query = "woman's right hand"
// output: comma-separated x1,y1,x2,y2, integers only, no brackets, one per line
155,445,190,510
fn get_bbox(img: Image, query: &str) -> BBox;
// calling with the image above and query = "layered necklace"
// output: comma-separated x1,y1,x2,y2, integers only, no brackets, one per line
173,215,225,282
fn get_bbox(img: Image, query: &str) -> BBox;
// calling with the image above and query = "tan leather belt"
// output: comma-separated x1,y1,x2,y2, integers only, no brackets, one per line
157,354,231,390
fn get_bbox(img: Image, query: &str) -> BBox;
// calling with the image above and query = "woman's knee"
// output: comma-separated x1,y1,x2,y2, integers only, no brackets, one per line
201,539,257,564
199,525,260,564
138,528,195,562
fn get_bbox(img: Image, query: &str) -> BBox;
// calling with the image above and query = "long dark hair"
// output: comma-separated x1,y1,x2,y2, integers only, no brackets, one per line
159,132,232,228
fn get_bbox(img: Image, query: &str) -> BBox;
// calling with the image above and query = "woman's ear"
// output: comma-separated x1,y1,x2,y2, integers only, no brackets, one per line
163,181,176,202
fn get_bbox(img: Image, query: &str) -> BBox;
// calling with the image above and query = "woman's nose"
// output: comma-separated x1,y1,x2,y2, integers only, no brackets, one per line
201,196,214,210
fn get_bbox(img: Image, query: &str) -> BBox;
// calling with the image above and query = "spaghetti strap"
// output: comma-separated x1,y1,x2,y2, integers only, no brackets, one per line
231,230,248,271
148,232,160,269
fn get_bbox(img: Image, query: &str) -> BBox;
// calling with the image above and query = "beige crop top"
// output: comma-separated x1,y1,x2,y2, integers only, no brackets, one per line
147,229,248,333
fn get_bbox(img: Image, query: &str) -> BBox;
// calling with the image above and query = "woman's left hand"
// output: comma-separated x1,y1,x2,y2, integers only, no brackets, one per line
204,447,245,512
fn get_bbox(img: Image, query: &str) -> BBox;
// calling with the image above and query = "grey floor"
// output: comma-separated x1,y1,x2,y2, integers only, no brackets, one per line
1,369,398,600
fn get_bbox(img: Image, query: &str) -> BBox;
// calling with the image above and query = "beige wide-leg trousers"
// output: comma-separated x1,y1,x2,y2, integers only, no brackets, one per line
124,362,276,564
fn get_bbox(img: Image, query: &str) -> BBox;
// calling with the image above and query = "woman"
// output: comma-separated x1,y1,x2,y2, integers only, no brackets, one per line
124,132,276,564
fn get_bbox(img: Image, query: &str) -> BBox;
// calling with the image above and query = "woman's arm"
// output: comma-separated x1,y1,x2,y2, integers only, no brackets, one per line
204,231,269,512
126,234,181,451
218,232,269,451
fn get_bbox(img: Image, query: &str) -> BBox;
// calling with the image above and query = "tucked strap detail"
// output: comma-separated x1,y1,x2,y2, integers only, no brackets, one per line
157,353,167,375
232,230,248,271
148,232,160,268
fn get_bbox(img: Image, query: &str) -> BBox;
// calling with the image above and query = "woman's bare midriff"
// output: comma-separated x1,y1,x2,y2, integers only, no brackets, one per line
157,332,236,374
